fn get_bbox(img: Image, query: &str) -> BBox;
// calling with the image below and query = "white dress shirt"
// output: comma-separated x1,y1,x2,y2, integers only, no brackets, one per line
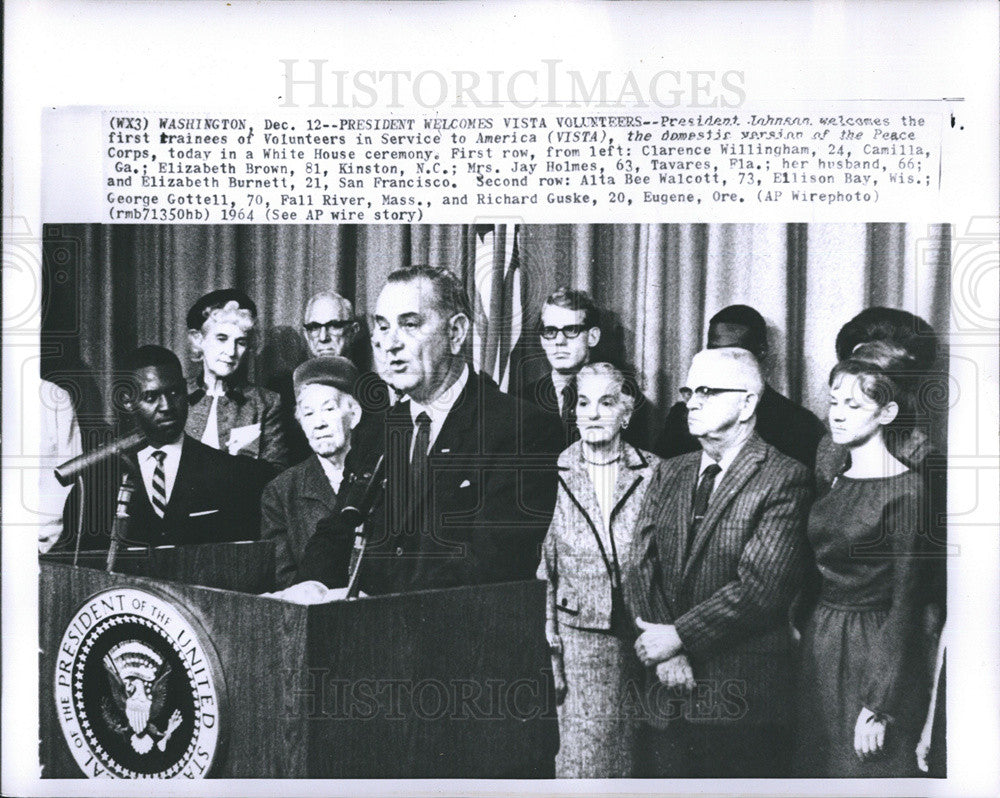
317,455,345,493
408,364,470,454
698,435,750,482
583,458,620,544
137,436,184,510
200,390,223,449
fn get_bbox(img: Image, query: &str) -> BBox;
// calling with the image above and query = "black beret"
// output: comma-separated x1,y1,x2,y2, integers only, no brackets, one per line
186,289,257,331
293,356,359,398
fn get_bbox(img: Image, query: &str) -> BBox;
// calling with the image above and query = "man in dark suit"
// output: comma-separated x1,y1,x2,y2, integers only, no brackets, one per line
654,304,825,469
112,345,271,548
625,347,812,778
261,356,361,588
294,265,563,595
519,286,653,449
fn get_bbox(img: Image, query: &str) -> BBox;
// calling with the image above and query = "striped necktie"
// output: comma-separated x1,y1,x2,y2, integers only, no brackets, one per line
150,450,168,517
686,463,721,560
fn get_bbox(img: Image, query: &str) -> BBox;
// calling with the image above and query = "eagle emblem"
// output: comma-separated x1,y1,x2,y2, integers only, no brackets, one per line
100,641,182,755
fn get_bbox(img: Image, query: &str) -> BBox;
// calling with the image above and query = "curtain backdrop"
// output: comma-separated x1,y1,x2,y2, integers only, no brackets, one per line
42,223,951,449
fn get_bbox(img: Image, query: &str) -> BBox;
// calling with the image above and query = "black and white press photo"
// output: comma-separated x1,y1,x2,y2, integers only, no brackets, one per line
36,222,952,780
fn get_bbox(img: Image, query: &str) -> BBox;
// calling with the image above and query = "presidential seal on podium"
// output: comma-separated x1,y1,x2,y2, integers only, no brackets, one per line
53,587,226,778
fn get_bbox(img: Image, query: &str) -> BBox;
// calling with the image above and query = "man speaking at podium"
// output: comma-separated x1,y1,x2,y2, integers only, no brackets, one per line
111,345,271,547
291,266,563,598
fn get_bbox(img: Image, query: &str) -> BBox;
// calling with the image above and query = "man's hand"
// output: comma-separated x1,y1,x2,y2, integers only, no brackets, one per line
655,654,696,690
634,617,682,666
854,706,887,761
261,581,366,604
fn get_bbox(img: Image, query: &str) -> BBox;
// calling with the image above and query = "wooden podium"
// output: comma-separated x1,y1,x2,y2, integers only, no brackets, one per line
40,542,557,778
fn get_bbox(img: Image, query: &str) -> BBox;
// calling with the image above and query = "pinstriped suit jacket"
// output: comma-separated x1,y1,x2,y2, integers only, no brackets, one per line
624,433,813,728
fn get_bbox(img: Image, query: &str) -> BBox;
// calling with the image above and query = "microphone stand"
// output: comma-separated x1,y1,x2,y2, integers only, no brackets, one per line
106,469,136,573
342,453,385,599
71,476,86,568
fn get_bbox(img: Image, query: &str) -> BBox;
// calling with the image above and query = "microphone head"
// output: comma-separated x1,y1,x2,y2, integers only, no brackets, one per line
53,430,146,486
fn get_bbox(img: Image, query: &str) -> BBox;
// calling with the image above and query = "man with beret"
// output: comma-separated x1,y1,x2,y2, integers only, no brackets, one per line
260,356,362,588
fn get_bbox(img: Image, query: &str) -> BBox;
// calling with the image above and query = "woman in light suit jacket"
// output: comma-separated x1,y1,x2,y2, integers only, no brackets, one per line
537,362,662,778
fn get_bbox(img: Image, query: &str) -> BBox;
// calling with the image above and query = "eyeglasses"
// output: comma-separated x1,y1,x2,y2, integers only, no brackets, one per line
303,320,356,336
539,324,588,340
679,386,748,402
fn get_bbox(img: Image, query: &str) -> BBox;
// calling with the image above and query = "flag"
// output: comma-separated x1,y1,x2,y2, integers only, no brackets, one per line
470,224,523,392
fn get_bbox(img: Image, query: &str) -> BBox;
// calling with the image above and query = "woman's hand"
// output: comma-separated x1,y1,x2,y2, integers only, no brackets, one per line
915,723,932,773
545,619,563,655
854,706,887,761
545,620,567,704
551,654,568,705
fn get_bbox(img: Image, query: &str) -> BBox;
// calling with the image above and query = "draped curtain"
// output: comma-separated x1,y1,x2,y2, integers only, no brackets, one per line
42,223,951,448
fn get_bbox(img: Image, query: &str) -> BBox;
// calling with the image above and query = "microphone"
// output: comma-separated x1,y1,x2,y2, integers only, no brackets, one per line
105,470,136,572
340,453,385,599
54,431,146,487
338,453,386,528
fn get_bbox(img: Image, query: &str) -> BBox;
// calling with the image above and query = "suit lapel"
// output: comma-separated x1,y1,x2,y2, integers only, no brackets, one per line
557,453,616,584
682,435,767,583
432,374,478,456
214,395,238,450
671,455,700,584
560,454,606,536
163,437,198,524
381,400,415,535
300,455,338,509
608,443,648,526
538,373,559,415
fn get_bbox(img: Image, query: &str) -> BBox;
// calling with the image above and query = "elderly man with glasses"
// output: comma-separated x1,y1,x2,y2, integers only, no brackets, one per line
623,347,813,779
302,290,358,358
654,304,825,469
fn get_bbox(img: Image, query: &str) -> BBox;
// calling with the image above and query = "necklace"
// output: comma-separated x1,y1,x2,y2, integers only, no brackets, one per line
581,452,621,466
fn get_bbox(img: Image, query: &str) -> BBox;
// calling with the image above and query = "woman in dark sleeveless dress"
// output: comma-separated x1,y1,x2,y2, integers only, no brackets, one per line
795,342,929,777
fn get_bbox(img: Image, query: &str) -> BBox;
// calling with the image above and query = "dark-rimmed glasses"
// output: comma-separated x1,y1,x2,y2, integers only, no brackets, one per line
303,320,356,336
539,324,588,340
679,386,748,402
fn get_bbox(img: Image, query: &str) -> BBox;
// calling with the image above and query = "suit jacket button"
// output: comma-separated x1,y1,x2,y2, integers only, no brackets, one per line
395,546,404,557
560,597,568,607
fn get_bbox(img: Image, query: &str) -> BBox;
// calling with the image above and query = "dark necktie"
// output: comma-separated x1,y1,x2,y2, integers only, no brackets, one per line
150,450,167,518
409,412,432,531
686,463,722,559
560,377,578,439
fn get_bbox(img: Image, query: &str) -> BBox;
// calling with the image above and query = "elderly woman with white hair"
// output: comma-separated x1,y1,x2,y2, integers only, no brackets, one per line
185,289,289,472
537,362,662,777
